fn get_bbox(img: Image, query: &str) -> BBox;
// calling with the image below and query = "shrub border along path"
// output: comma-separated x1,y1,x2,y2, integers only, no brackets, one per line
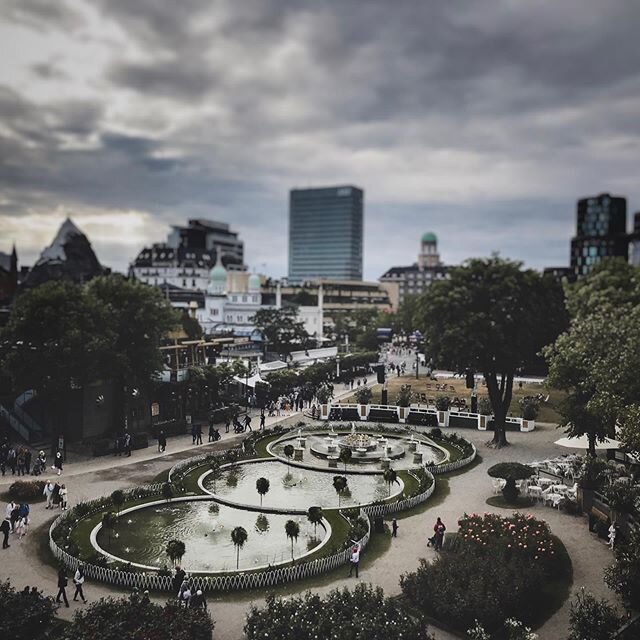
49,423,473,594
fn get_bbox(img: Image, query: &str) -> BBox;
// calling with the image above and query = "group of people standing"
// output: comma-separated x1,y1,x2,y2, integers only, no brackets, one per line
2,500,30,547
173,566,208,610
43,479,69,510
0,439,59,476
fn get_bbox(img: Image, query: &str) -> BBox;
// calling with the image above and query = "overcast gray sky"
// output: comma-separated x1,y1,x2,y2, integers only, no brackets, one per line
1,0,639,278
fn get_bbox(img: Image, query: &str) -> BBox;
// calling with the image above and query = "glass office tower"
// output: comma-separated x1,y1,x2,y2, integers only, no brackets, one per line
288,186,364,282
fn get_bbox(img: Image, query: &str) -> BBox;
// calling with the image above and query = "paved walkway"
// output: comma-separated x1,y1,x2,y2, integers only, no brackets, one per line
0,420,617,639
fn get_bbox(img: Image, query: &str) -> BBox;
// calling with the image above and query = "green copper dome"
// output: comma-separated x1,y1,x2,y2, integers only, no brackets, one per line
421,231,437,243
209,263,227,282
248,273,261,291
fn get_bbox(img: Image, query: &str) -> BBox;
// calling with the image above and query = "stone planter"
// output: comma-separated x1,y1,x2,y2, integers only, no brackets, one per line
437,410,450,427
520,419,535,432
358,404,370,421
294,447,304,461
320,404,330,420
397,406,410,423
477,414,490,430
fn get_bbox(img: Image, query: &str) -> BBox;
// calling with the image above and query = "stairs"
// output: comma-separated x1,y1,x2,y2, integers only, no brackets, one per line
0,389,45,445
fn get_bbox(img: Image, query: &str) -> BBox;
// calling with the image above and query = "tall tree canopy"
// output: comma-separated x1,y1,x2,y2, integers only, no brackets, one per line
545,259,640,456
252,307,310,358
415,256,561,447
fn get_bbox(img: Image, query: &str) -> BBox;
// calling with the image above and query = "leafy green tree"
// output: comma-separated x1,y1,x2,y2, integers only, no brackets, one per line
333,475,348,507
245,584,433,640
110,490,125,516
231,526,248,570
0,579,57,640
102,512,118,547
253,307,311,358
568,589,620,640
307,506,324,538
87,274,179,431
415,257,558,447
64,595,214,640
180,309,203,340
256,477,270,508
604,524,640,611
285,519,300,560
0,281,112,436
355,386,372,405
487,463,535,503
166,539,186,566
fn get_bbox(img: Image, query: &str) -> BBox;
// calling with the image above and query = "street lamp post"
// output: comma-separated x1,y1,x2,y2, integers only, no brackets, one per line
415,350,420,380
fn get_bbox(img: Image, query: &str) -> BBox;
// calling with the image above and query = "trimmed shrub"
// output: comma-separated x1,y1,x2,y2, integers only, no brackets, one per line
568,589,621,640
0,580,57,638
245,584,433,640
434,396,451,411
8,479,45,501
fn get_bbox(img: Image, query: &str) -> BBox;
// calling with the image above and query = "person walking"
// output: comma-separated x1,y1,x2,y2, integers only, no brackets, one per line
208,423,216,443
196,425,203,445
14,515,27,540
259,409,266,431
244,414,252,432
52,450,63,476
18,502,29,525
59,485,68,511
158,431,167,453
1,516,10,549
191,424,198,445
56,567,70,607
123,431,132,457
433,517,446,551
73,564,87,602
348,542,361,578
172,566,186,595
224,416,231,434
391,518,398,538
5,500,16,530
43,481,55,509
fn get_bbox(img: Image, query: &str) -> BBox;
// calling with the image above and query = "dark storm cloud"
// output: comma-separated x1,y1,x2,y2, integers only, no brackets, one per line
1,0,640,275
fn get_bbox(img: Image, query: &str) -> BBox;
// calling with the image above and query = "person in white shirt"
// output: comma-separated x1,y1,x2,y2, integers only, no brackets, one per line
348,542,361,578
73,564,87,602
43,481,54,509
5,501,15,530
59,485,68,510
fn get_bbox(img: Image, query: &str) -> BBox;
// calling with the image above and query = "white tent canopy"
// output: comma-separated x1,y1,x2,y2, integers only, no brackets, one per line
554,435,622,450
233,373,270,388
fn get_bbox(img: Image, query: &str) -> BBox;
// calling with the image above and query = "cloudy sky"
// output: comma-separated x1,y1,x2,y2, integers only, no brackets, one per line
1,0,639,279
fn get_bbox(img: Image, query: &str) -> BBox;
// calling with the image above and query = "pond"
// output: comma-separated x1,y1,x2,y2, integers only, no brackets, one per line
96,500,326,573
203,460,402,509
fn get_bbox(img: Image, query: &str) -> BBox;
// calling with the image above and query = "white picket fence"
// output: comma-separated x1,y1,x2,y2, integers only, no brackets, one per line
426,443,477,474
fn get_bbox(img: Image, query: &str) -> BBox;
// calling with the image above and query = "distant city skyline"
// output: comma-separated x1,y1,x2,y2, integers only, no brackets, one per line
1,1,639,278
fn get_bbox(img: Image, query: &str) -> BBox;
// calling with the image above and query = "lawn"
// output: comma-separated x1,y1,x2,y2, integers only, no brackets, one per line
339,374,565,424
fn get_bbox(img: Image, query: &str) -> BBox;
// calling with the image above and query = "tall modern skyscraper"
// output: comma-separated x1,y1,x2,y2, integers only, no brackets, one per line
289,185,363,282
570,193,629,277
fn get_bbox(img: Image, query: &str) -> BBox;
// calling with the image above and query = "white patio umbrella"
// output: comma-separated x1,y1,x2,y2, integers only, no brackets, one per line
554,434,622,450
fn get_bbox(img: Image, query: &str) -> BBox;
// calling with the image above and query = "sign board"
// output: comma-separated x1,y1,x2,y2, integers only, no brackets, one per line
151,402,160,417
186,415,192,425
57,436,65,452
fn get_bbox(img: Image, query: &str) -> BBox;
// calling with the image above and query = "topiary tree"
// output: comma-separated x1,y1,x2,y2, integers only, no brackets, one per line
435,396,451,411
568,589,621,640
101,511,117,547
110,490,125,516
166,539,186,566
395,384,413,408
209,458,223,492
355,386,372,405
487,462,535,503
256,477,270,509
316,385,331,404
339,447,353,471
285,519,300,560
519,398,539,421
231,526,248,570
383,468,399,496
283,444,294,468
333,475,348,507
307,506,323,538
478,396,493,416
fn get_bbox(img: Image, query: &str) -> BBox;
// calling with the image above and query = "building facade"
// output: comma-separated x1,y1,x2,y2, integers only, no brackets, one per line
629,212,640,267
379,232,449,307
130,219,245,291
289,185,363,282
570,194,629,277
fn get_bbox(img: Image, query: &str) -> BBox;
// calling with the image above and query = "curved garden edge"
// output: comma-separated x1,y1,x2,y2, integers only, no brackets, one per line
48,423,478,593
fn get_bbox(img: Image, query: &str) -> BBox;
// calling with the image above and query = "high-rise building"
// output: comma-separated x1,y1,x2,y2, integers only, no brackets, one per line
570,193,629,277
288,186,363,282
629,212,640,267
379,232,449,307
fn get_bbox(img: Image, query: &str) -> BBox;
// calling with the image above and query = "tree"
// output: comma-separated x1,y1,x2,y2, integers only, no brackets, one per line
415,257,559,447
64,595,214,640
231,526,248,570
102,512,117,547
0,579,57,640
568,589,620,640
209,458,224,492
487,463,535,503
339,447,352,471
180,310,203,340
166,539,186,566
0,281,112,437
333,475,348,507
110,490,125,516
285,519,300,560
283,444,294,467
355,386,372,405
383,468,399,496
605,524,640,611
252,307,311,359
307,506,324,538
245,584,433,640
256,477,270,508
